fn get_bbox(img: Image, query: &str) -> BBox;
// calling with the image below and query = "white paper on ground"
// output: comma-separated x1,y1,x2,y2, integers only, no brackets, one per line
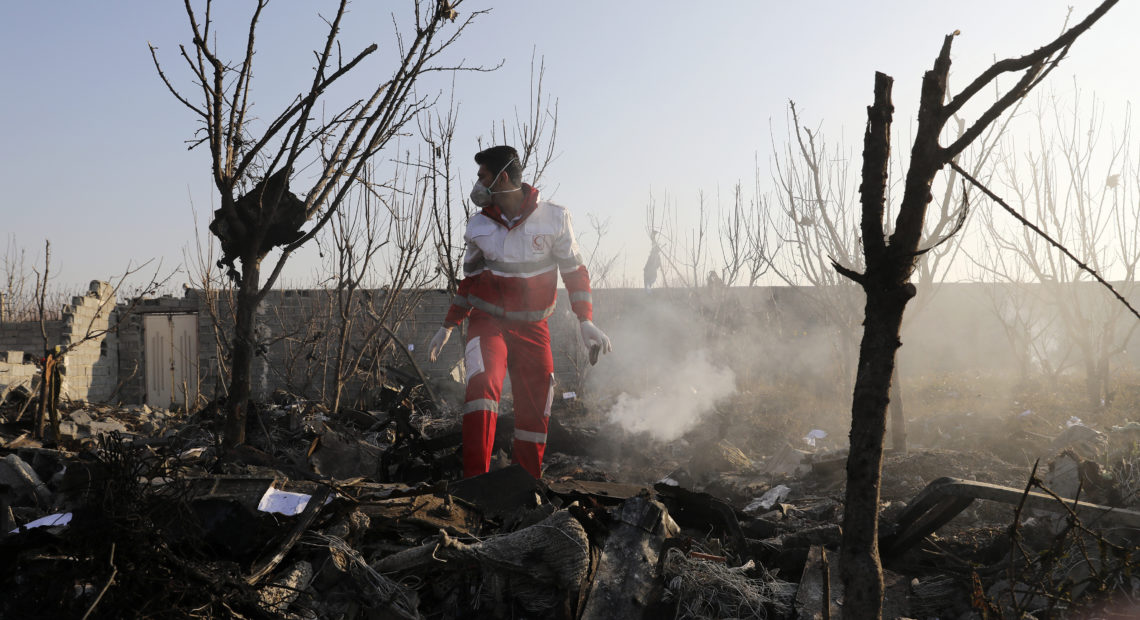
562,391,577,400
258,487,325,516
10,512,72,533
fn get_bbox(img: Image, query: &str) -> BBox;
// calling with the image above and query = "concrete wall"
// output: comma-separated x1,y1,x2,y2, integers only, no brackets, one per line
58,281,118,402
0,321,64,353
0,281,117,402
104,281,1140,408
0,350,37,400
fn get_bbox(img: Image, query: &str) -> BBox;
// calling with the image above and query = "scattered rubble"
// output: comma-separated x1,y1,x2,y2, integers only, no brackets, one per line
1,373,1139,618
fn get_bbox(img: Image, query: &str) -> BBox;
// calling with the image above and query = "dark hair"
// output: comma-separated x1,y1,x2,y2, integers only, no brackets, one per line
474,145,523,186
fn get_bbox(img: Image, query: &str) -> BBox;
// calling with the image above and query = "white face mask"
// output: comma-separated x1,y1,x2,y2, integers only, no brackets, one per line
470,158,520,207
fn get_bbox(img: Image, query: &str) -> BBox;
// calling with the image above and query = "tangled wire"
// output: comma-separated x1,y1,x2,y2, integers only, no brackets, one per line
661,547,795,619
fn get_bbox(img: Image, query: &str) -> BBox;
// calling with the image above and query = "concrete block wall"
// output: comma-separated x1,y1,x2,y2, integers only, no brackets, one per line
108,281,1140,409
58,281,118,402
0,281,117,403
0,353,37,400
0,320,63,353
250,288,443,406
111,285,984,408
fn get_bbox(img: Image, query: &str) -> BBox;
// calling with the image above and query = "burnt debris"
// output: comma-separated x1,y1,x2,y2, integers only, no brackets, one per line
1,379,1138,619
210,167,308,282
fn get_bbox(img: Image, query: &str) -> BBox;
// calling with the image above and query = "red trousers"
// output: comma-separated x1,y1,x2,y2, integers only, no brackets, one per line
462,310,555,478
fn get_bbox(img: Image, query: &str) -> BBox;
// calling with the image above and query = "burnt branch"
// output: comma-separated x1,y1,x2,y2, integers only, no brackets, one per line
943,1,1117,159
912,181,969,257
831,259,865,285
942,0,1115,120
858,72,894,267
147,43,208,119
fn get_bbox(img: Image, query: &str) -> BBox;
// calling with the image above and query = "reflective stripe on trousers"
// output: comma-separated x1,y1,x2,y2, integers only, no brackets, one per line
462,310,554,478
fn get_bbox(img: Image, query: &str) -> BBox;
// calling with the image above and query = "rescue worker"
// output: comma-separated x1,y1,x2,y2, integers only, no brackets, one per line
428,145,612,478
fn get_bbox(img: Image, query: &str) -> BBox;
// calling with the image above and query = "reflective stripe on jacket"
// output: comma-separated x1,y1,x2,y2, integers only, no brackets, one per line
445,184,593,326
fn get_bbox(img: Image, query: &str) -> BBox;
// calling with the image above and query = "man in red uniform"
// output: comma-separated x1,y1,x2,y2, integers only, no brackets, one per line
428,145,612,478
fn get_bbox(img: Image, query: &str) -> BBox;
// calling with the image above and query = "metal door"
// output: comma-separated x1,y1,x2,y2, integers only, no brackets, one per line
144,313,199,409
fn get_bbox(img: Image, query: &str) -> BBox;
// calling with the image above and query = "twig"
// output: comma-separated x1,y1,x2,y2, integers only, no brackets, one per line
82,543,117,620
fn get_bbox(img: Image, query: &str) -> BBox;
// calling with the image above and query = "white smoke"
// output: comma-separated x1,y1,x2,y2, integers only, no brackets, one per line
605,349,736,441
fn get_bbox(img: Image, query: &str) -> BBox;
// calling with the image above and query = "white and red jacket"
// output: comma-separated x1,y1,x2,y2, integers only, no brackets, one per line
445,184,593,326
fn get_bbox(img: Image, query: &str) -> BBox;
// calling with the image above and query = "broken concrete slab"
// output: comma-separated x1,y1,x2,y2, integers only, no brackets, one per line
579,495,679,619
55,420,81,442
87,418,128,436
66,409,93,426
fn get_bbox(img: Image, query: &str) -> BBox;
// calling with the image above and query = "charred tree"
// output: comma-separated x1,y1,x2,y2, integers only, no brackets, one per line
152,0,483,448
835,3,1117,617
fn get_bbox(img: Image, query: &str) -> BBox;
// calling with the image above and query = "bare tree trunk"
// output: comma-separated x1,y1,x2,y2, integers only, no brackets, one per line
837,5,1116,616
843,283,913,605
889,366,906,453
839,72,898,615
224,255,261,448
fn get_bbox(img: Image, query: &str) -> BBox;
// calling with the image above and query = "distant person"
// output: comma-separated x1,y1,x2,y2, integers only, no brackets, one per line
644,231,661,291
428,145,612,478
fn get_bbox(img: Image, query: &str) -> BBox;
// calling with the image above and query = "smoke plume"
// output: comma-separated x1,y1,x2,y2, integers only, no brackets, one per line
604,349,736,441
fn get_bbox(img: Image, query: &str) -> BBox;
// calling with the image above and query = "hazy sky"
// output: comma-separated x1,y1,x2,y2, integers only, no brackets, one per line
1,1,1135,290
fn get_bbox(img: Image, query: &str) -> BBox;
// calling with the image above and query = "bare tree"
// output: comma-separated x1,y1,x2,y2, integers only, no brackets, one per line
483,52,559,188
151,0,484,447
975,88,1140,407
326,156,435,414
422,87,465,295
835,3,1116,616
185,202,238,405
1,235,33,325
763,104,865,394
579,214,620,288
33,240,52,353
717,179,772,287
